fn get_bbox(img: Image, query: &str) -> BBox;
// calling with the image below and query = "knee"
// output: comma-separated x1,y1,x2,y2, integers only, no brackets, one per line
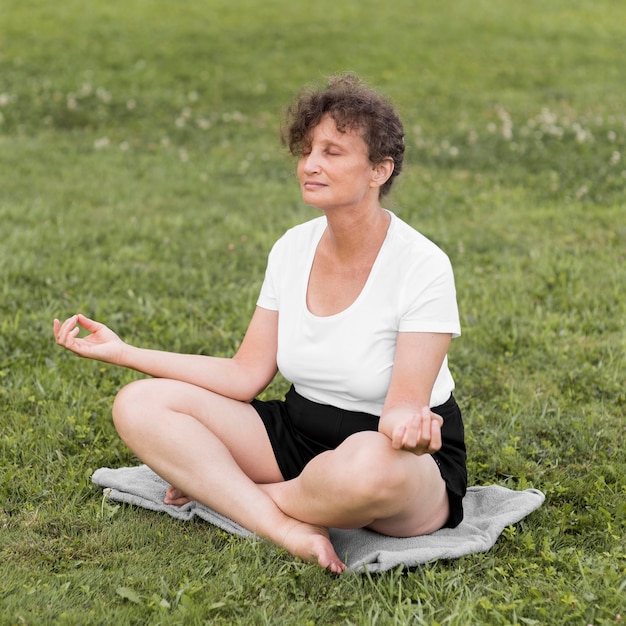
112,379,155,441
340,432,410,503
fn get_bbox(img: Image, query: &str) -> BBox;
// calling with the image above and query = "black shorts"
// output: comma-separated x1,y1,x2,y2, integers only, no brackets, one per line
251,386,467,528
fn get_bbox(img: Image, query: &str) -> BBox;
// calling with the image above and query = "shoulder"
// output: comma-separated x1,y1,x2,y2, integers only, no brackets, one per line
386,212,453,268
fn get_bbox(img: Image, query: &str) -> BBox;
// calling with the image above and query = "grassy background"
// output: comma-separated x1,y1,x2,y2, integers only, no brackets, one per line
1,0,625,623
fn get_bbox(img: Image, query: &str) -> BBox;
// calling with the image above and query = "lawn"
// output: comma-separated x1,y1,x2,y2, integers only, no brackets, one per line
1,0,624,623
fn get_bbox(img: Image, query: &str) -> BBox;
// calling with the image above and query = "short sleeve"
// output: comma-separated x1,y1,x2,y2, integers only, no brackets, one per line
398,253,461,337
256,246,279,311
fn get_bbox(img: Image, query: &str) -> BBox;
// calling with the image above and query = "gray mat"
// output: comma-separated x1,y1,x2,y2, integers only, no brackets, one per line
92,465,544,573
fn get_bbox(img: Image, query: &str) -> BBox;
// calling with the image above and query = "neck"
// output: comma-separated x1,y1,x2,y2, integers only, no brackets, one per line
323,203,390,261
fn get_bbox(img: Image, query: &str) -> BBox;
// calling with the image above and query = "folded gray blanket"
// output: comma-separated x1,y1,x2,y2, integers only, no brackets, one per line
92,465,544,573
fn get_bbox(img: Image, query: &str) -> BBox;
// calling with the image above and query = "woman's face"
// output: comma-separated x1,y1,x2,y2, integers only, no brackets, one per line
297,115,382,212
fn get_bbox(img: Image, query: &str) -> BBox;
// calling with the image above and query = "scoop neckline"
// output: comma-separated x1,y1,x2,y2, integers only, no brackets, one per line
303,210,395,320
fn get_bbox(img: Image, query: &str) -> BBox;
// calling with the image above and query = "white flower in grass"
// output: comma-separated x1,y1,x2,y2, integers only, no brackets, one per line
222,111,247,123
538,108,557,126
94,137,110,150
548,126,564,139
572,122,592,143
610,151,621,165
96,87,112,103
495,105,513,141
576,185,589,199
0,93,10,106
126,99,136,111
176,107,192,127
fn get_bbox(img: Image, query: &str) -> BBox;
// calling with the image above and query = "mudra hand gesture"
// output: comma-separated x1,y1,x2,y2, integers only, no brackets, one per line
53,314,124,365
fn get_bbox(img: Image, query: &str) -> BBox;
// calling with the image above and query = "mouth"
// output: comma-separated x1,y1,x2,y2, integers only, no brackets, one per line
302,181,327,191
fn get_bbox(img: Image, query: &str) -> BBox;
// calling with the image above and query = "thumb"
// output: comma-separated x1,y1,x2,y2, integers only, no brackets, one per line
76,314,103,331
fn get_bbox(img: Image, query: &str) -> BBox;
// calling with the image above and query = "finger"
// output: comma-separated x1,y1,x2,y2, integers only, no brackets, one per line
64,319,82,345
401,413,421,448
53,319,61,341
418,407,432,443
59,317,88,352
430,410,444,429
56,316,77,345
60,314,79,336
427,418,443,453
391,424,406,450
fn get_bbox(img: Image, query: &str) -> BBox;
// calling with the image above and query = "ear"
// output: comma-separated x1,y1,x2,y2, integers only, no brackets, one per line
371,158,394,189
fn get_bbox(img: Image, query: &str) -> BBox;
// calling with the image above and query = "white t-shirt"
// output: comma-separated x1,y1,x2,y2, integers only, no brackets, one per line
257,211,461,415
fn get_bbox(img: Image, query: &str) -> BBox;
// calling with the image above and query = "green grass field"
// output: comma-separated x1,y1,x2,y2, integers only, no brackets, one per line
1,0,625,623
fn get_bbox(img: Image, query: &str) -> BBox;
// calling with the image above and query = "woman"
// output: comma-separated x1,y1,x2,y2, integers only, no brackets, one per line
54,74,466,574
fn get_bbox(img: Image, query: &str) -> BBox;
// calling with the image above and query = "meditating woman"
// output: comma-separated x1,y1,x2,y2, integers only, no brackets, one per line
54,74,466,574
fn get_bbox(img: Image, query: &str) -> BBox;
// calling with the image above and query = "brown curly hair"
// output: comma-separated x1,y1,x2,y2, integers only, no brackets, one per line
282,74,405,197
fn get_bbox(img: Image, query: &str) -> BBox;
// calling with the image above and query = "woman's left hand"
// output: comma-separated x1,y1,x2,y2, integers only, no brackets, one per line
386,406,443,455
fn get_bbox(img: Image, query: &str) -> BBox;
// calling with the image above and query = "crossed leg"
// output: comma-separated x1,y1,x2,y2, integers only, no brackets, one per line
112,378,449,573
112,377,345,573
260,430,450,538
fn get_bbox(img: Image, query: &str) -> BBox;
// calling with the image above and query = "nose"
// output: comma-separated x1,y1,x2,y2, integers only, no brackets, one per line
301,150,321,175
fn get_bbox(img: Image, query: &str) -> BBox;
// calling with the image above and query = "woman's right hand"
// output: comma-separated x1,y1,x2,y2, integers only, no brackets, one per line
53,314,125,365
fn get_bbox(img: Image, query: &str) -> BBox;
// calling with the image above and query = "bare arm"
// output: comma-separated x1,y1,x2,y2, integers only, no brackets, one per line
378,331,452,454
53,307,279,402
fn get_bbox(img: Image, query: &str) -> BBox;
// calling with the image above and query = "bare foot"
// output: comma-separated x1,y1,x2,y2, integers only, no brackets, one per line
164,485,193,506
164,485,346,573
281,521,346,574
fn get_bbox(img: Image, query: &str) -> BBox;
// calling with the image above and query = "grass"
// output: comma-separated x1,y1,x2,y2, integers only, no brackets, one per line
1,0,625,623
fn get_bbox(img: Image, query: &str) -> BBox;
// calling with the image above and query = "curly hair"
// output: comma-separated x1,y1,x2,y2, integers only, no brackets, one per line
282,74,405,197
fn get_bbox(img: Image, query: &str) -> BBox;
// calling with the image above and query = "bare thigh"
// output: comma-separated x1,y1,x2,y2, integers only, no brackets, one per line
349,431,449,536
290,430,450,537
366,451,450,537
113,378,283,484
302,431,449,537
